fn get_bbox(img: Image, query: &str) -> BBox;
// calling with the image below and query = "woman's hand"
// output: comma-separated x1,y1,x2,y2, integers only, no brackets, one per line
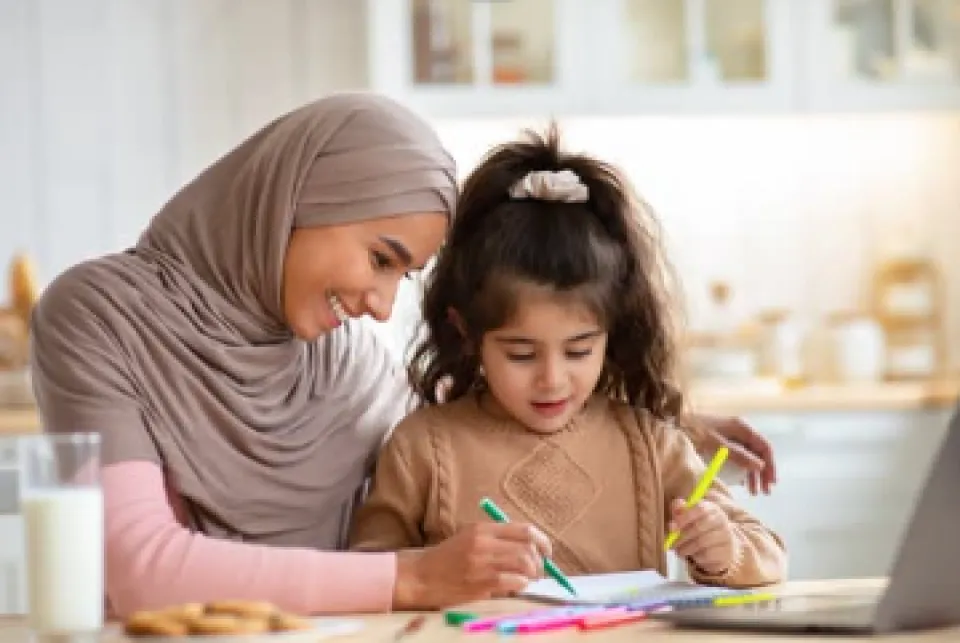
392,522,552,610
668,498,739,576
688,414,776,495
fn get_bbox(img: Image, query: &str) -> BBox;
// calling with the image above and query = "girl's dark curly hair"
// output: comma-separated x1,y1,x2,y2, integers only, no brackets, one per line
408,124,684,420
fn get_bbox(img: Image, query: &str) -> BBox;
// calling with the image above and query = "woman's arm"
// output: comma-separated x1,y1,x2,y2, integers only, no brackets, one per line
677,413,777,495
29,271,397,617
104,461,396,617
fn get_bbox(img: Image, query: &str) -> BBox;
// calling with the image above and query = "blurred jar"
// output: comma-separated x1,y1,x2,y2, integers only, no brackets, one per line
829,312,886,383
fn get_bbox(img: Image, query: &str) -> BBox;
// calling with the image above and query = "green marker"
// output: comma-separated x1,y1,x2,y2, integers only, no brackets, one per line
444,610,479,626
479,497,578,597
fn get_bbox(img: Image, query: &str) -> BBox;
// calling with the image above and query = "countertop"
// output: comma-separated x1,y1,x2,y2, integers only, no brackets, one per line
1,579,958,641
1,378,958,436
0,407,37,436
689,378,960,414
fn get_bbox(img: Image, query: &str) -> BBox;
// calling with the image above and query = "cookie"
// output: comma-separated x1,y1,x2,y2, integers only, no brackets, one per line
187,615,246,636
269,612,313,632
124,612,189,637
205,599,277,619
156,602,206,623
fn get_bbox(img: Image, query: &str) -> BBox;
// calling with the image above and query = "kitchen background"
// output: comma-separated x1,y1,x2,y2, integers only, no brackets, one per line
1,0,959,612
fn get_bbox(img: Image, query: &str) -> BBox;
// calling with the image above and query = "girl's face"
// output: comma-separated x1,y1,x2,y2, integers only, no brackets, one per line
478,288,608,434
282,212,447,340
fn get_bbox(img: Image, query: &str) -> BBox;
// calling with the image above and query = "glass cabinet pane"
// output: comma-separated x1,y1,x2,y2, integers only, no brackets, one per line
830,0,960,82
412,0,472,84
490,0,555,84
705,0,767,81
911,0,960,81
624,0,688,82
622,0,768,85
831,0,898,80
410,0,555,86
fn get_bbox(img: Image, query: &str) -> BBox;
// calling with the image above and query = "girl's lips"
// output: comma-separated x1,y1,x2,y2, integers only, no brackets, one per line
530,399,569,418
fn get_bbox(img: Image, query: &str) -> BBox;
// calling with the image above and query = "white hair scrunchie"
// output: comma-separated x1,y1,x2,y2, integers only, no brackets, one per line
508,169,589,203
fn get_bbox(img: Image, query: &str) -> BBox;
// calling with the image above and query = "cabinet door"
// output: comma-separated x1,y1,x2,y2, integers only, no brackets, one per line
732,408,951,580
0,438,23,615
588,0,797,113
803,0,960,110
0,516,25,615
367,0,587,117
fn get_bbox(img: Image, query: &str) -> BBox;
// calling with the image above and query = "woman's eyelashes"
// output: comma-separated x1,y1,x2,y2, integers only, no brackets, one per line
370,249,393,271
370,249,414,280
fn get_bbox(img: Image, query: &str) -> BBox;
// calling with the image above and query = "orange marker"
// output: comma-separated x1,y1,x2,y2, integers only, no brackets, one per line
577,609,650,631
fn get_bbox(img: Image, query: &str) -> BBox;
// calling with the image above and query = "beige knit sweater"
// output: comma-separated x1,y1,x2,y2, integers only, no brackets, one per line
349,393,786,588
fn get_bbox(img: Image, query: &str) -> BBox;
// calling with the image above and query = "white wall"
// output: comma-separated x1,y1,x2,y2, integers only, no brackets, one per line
0,0,368,285
2,0,958,371
428,113,960,373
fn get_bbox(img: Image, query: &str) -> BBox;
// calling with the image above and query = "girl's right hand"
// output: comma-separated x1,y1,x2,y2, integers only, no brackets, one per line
392,522,553,610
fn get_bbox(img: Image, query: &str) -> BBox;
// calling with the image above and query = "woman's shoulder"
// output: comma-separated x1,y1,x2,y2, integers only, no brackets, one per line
34,253,141,328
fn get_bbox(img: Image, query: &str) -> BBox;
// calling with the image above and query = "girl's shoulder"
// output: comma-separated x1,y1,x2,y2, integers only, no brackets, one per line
390,394,482,439
603,396,677,442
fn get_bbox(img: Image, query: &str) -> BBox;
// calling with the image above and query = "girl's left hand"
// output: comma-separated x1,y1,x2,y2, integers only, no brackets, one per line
668,498,739,575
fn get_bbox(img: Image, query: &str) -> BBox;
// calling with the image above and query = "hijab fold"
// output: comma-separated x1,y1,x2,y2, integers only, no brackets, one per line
30,93,457,546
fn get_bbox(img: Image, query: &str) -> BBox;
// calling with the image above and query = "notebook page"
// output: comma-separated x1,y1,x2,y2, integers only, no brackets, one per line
521,570,741,606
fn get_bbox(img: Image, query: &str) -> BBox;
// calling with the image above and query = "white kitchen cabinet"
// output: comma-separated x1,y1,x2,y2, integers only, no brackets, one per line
0,437,24,616
367,0,797,116
366,0,960,116
0,515,25,616
730,407,953,581
588,0,798,114
801,0,960,111
367,0,587,118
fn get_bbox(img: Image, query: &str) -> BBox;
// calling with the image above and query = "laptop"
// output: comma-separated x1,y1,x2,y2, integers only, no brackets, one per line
651,401,960,635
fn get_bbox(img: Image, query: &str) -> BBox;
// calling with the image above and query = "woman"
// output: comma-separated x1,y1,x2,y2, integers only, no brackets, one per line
29,92,775,617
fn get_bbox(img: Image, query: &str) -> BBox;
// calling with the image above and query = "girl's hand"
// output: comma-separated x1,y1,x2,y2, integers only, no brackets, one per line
668,498,739,575
392,522,552,610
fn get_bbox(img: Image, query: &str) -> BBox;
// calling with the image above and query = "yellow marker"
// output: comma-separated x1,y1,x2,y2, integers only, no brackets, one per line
713,592,777,607
664,446,729,551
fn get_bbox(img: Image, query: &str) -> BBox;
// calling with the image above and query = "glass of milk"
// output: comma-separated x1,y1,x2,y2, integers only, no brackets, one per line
18,433,103,634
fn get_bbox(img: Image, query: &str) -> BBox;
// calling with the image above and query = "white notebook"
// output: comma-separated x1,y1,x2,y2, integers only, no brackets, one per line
521,570,743,607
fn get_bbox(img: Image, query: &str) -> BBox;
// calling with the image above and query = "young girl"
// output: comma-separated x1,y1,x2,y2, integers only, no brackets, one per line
350,126,786,592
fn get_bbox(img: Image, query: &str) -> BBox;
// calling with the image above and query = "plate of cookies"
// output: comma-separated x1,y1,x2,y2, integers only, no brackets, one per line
116,600,364,640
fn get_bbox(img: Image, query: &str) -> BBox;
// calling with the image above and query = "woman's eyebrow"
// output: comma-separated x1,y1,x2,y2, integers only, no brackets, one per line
378,235,413,266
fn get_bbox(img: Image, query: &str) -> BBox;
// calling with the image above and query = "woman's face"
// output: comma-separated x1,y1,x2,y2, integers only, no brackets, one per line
282,212,447,340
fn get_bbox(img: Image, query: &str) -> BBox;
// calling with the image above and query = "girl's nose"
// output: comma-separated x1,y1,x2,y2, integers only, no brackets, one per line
536,355,564,389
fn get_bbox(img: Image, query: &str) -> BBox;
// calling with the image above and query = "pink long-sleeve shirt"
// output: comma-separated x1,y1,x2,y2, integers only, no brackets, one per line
103,460,397,617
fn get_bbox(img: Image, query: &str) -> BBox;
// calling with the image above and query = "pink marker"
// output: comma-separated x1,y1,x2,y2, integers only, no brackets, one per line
511,615,581,634
463,608,571,633
505,608,614,634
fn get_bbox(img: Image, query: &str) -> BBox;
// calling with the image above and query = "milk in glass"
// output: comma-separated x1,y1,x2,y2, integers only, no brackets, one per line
19,433,103,633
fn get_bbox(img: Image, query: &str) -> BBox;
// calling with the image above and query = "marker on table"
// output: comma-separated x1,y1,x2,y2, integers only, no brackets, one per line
479,497,578,597
711,591,777,607
663,446,729,551
577,608,650,631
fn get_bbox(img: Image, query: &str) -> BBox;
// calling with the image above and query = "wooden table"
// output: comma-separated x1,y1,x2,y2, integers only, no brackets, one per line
1,579,958,642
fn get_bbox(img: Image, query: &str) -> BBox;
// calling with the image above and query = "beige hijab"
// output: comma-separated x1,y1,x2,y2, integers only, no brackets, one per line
30,92,457,547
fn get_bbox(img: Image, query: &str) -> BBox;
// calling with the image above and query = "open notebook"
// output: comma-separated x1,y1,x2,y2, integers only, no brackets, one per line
521,570,747,608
